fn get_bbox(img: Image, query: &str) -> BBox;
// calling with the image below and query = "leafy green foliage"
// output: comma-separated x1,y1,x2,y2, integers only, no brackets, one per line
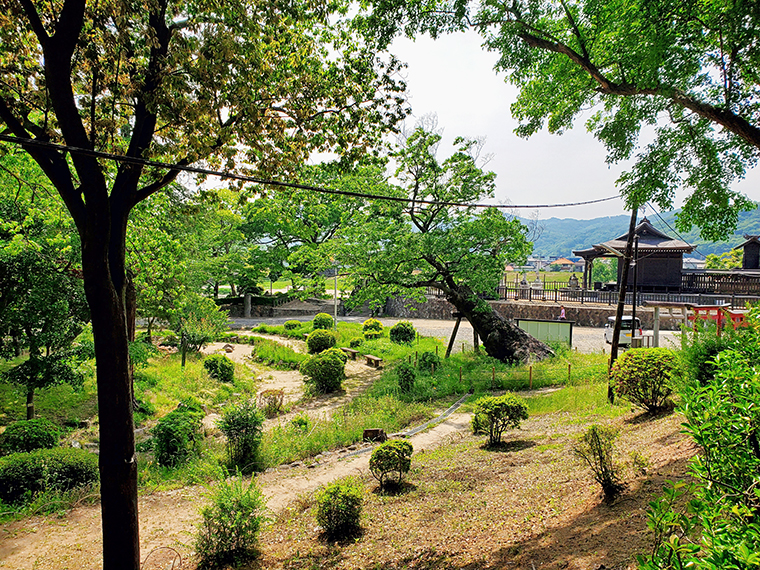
216,400,264,474
0,418,60,455
312,313,335,330
203,355,235,383
472,394,529,445
705,249,743,270
418,351,441,372
306,329,337,354
573,425,624,502
679,326,735,386
301,349,346,393
315,478,363,539
639,348,760,568
395,362,416,393
611,348,676,412
152,400,205,467
0,447,99,505
170,293,229,366
283,320,302,331
362,318,384,339
195,476,267,569
389,321,416,344
349,336,364,348
369,440,413,489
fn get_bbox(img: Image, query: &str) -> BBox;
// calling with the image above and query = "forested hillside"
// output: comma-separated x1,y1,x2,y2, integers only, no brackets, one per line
528,206,760,258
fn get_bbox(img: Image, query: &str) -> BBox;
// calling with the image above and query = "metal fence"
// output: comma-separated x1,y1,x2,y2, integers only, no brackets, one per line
425,284,760,309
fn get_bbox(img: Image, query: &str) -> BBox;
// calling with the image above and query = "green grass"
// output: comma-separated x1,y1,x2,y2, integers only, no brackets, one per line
248,337,307,370
524,382,627,417
259,395,433,467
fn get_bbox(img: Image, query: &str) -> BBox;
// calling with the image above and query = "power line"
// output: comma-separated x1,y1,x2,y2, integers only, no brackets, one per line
644,202,708,259
0,134,620,210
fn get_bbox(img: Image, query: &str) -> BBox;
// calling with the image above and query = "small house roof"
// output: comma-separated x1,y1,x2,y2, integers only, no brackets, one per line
573,217,695,260
734,235,760,250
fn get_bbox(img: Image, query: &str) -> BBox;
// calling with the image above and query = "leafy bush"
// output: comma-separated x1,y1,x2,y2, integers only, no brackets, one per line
370,440,413,489
195,476,267,569
283,320,302,330
315,478,363,539
216,400,264,474
573,424,625,502
0,418,60,455
640,348,760,569
362,318,383,339
0,447,99,505
290,414,310,431
418,350,441,372
680,327,734,386
349,336,364,349
389,321,416,345
472,393,528,445
306,329,337,354
203,354,235,383
301,349,346,393
312,313,334,330
153,399,205,467
396,362,416,393
610,348,676,412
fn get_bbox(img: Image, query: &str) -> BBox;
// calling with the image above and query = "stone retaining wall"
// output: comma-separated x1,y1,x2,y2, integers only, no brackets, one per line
384,296,685,330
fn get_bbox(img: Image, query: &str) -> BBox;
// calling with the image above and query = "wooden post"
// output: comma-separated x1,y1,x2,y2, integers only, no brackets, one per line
459,367,462,383
491,366,495,390
568,363,571,383
653,306,660,348
529,365,533,390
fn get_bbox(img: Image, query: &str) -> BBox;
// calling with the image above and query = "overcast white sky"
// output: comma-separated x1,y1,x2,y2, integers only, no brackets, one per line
390,31,760,221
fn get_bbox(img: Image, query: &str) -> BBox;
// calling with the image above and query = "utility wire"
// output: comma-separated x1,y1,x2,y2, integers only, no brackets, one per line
0,134,620,210
645,202,709,259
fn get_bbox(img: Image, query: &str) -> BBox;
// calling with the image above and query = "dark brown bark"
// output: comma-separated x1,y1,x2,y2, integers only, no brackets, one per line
26,388,34,420
443,283,554,363
82,229,140,570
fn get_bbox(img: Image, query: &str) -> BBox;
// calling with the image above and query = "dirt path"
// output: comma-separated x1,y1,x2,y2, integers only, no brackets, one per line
0,410,473,570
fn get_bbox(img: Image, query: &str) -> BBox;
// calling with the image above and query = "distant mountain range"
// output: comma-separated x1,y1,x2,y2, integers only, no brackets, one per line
524,207,760,258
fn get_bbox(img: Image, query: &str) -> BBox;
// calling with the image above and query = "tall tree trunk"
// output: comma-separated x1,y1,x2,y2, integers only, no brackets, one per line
443,283,553,363
81,232,140,570
26,387,34,420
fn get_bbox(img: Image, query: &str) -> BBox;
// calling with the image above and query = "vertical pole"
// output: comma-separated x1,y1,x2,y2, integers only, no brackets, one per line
568,363,571,383
529,365,533,390
653,306,660,348
459,367,462,383
333,266,338,330
491,366,495,390
473,328,480,355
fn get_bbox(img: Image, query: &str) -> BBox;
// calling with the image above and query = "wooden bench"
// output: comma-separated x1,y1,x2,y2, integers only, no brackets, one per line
340,347,359,360
364,354,383,368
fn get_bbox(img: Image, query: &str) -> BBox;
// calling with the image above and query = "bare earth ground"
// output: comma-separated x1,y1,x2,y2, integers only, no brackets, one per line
0,321,692,570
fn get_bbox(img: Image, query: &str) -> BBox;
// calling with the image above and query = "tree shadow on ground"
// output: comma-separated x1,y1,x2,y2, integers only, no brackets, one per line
625,407,675,425
481,439,536,453
371,480,418,497
285,455,693,570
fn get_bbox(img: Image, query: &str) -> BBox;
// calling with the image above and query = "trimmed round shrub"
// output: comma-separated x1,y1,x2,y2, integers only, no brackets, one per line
312,313,334,330
348,336,364,349
0,418,60,455
418,350,441,372
315,478,363,539
203,354,235,383
369,440,413,489
389,321,416,345
195,476,266,569
611,347,676,412
0,447,99,505
362,318,383,339
153,399,205,467
300,349,346,393
283,320,302,330
396,362,416,393
472,394,529,446
306,329,337,354
217,400,265,474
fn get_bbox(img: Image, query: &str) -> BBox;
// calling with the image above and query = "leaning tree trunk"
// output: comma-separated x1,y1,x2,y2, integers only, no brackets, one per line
81,224,140,570
443,282,554,363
